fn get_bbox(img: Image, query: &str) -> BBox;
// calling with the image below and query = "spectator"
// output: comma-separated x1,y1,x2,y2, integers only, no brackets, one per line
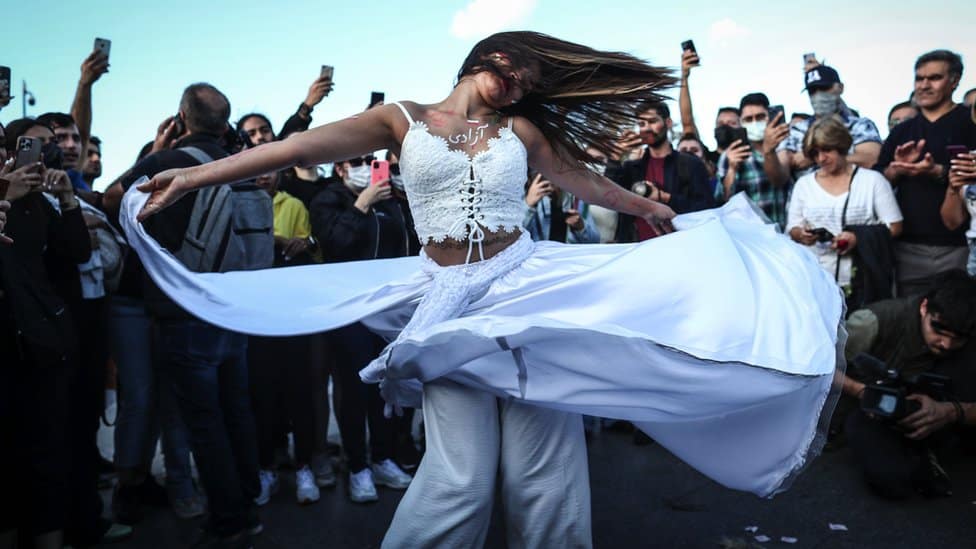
582,147,619,243
888,101,919,131
276,129,336,209
877,49,976,297
309,156,416,504
715,93,791,228
607,102,714,242
677,133,718,192
236,72,335,148
777,64,882,179
963,87,976,108
82,135,102,187
0,160,102,548
523,172,599,244
939,101,976,275
787,118,903,308
839,270,976,499
247,170,330,506
108,83,268,548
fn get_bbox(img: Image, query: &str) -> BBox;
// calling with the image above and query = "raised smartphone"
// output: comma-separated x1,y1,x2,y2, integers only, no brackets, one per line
94,37,111,60
370,159,390,185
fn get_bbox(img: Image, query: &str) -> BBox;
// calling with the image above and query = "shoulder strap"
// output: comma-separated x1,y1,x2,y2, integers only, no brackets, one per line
835,165,859,282
178,146,214,165
393,102,415,125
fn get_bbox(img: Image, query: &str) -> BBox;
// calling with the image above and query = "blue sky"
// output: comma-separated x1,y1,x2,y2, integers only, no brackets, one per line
4,0,975,189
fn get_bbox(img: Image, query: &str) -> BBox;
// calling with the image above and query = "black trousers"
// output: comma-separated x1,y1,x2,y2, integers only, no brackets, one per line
845,409,928,499
328,323,394,473
248,333,322,467
0,334,71,537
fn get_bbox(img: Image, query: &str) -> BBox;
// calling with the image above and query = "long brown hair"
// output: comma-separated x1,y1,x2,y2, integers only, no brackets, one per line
457,31,675,164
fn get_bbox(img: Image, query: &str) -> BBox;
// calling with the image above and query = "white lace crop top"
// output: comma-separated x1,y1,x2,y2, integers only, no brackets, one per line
393,102,527,263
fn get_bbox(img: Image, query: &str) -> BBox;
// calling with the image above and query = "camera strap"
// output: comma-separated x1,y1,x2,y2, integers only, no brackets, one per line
835,166,858,281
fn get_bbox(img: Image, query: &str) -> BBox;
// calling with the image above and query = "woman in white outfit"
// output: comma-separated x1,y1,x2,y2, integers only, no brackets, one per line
130,32,845,548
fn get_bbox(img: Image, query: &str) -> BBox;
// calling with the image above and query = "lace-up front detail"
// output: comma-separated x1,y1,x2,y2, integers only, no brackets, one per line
394,102,527,263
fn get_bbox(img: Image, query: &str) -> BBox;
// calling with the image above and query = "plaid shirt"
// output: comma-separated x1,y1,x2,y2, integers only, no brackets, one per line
776,106,882,178
715,149,789,229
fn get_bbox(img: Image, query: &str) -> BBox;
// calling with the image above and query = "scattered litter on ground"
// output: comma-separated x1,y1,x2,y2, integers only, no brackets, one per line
781,536,798,544
829,523,848,531
754,534,771,542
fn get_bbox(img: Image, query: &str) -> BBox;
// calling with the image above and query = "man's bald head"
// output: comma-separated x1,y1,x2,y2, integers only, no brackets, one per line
179,83,231,136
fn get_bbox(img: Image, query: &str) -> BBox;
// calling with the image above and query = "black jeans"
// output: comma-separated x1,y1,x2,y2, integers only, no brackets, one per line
328,323,394,473
248,333,321,467
157,319,259,537
0,336,71,536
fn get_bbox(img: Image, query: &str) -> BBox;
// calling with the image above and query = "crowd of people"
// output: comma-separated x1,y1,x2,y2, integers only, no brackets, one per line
1,38,976,549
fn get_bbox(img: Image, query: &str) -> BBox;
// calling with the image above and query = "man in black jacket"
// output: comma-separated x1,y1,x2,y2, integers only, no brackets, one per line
606,102,714,242
105,83,265,548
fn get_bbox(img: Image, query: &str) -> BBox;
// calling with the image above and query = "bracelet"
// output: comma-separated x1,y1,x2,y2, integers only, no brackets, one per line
298,103,313,118
952,400,965,425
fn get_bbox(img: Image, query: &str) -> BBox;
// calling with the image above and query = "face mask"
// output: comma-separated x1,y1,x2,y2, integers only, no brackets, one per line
390,173,405,191
587,163,607,177
345,165,370,189
743,121,767,143
810,92,841,117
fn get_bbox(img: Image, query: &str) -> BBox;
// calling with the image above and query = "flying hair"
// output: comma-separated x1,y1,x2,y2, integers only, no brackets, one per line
457,31,676,165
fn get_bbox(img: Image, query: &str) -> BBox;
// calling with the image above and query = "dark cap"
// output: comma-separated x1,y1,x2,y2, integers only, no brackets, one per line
804,65,842,92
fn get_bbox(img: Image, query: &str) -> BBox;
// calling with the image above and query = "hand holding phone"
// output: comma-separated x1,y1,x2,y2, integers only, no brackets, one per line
369,91,385,110
370,160,390,185
14,136,42,169
768,105,785,126
94,38,111,60
947,145,969,160
321,65,334,80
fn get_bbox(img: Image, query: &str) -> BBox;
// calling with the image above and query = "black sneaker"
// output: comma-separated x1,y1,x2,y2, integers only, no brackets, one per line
915,450,953,498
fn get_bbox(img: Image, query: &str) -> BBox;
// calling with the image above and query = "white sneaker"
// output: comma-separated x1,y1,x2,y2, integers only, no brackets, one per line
254,470,279,506
348,468,378,503
295,466,320,505
371,459,412,490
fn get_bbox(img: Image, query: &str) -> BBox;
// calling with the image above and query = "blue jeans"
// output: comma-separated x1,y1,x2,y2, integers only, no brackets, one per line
109,296,194,499
157,318,259,537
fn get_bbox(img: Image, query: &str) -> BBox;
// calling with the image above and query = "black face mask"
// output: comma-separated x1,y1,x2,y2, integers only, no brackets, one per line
41,142,64,170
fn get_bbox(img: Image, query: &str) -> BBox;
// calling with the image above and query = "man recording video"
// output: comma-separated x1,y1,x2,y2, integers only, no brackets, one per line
838,269,976,499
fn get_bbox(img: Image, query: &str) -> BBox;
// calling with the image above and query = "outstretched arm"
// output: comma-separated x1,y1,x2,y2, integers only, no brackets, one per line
516,118,675,234
137,104,404,221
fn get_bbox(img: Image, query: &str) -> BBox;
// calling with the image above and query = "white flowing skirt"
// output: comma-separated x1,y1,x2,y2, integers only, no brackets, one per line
122,185,845,498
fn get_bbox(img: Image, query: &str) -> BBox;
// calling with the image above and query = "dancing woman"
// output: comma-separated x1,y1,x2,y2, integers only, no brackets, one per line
129,32,844,548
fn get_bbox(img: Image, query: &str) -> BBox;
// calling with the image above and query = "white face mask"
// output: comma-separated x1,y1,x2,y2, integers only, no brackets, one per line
811,92,841,118
390,173,405,191
587,163,607,177
345,165,370,189
743,121,767,143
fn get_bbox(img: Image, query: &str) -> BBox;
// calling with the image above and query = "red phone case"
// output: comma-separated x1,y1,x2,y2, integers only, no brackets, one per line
370,160,390,185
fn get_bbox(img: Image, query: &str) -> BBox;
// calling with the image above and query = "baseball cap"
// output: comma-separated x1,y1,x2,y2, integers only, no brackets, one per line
804,65,842,93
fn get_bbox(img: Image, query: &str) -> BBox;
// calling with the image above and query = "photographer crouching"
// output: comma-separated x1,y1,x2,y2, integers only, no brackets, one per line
839,269,976,499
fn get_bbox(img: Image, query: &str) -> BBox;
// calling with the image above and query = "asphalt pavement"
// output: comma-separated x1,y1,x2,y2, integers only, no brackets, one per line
100,424,975,549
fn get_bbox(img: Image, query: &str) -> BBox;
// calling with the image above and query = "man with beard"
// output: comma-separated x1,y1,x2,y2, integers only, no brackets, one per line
82,136,102,188
839,270,976,499
607,102,713,242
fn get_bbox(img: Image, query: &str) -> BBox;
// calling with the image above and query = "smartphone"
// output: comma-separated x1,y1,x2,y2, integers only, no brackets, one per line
370,159,390,185
947,145,969,160
369,91,385,109
0,66,10,101
681,40,696,53
94,37,111,60
14,136,42,169
810,227,835,243
768,105,785,125
321,65,334,79
803,52,816,65
715,125,749,149
173,114,186,137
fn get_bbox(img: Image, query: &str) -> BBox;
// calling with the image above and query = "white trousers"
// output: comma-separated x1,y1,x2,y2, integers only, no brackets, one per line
382,380,592,549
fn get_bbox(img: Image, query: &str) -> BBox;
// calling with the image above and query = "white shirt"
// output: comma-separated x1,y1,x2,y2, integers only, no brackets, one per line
962,184,976,239
787,167,902,286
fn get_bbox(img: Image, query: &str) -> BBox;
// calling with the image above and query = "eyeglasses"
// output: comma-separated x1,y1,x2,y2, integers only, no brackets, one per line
346,157,367,167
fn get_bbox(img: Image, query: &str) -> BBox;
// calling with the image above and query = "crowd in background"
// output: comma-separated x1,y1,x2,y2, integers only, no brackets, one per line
1,41,976,549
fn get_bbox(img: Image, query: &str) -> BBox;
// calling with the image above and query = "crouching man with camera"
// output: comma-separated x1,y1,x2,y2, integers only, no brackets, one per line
839,269,976,499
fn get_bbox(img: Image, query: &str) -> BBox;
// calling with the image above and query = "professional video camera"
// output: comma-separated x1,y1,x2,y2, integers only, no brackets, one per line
851,353,951,420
